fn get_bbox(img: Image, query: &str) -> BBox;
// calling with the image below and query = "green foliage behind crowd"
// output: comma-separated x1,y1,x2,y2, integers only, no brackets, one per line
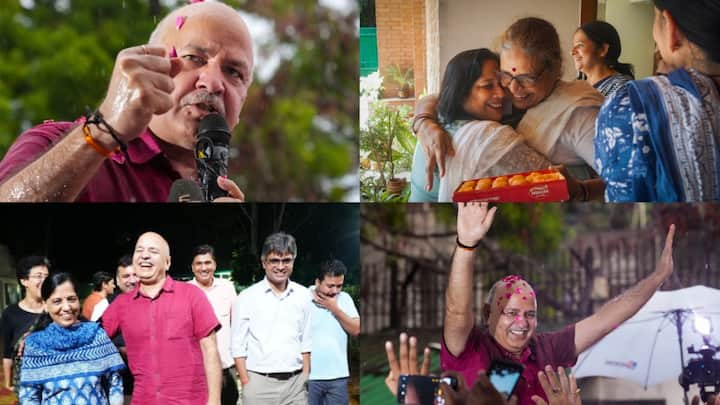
0,0,358,201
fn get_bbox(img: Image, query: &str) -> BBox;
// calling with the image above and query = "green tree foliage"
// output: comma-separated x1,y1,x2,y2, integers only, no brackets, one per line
0,0,358,201
0,0,159,157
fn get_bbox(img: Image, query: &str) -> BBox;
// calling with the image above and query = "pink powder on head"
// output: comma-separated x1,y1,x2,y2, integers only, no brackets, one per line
505,293,512,299
169,46,177,58
523,296,527,300
515,288,522,294
190,0,204,3
176,16,186,30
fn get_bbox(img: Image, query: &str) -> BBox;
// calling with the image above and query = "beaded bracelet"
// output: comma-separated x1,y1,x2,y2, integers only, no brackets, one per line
82,123,119,157
84,108,128,153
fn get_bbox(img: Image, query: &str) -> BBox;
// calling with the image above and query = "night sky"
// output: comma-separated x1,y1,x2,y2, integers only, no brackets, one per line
0,204,360,287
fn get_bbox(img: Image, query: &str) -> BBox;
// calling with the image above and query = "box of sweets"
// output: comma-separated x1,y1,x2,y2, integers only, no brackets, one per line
452,168,569,202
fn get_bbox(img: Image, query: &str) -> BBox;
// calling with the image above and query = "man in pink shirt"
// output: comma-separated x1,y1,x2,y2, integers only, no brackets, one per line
101,232,222,405
0,1,249,202
443,202,675,404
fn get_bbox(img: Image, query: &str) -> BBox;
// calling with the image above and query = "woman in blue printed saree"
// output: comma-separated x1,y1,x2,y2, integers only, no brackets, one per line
595,0,720,202
18,273,125,405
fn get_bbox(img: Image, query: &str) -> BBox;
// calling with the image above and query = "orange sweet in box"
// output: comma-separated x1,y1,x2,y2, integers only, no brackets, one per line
526,172,542,183
475,178,492,191
509,174,527,186
458,180,476,192
491,176,508,188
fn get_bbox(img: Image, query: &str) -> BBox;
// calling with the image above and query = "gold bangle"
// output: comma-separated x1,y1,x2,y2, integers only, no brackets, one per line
83,124,119,158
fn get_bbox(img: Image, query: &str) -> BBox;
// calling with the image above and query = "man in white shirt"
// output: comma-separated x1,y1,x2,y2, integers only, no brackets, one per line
188,244,239,405
308,259,359,405
231,232,312,405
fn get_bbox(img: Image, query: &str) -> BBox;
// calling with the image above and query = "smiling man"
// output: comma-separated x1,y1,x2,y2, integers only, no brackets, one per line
188,244,239,405
0,1,252,202
101,232,222,405
443,202,676,405
231,232,313,405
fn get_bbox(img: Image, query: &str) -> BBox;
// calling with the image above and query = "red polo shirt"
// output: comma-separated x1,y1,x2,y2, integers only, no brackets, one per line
0,119,181,201
441,324,577,405
101,276,219,405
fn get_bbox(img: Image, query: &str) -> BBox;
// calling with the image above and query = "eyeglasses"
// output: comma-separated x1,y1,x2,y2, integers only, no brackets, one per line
499,68,545,88
501,309,537,321
266,258,294,266
27,274,49,281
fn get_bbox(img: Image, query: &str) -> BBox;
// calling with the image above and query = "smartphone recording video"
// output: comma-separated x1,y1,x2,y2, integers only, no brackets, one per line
487,359,524,400
396,374,457,405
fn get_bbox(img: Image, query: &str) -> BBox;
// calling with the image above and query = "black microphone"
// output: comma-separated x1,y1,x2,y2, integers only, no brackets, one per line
195,113,231,201
167,179,205,202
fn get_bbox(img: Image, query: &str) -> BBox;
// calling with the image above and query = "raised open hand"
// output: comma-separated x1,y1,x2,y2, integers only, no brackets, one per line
456,202,497,248
384,333,431,396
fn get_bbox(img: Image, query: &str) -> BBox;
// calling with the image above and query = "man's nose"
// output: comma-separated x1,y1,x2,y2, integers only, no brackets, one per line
197,61,225,94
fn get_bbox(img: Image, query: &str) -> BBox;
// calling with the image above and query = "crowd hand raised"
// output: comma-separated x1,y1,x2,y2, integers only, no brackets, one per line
654,224,675,280
212,176,245,202
384,332,431,396
691,394,720,405
97,44,183,145
441,370,516,405
456,202,497,247
532,366,581,405
417,119,455,192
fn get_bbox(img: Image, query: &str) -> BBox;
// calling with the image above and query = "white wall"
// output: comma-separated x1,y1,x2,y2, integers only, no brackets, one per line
601,0,655,79
439,0,580,85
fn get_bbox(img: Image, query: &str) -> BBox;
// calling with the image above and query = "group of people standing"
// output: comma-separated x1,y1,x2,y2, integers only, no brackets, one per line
1,232,359,405
409,0,720,203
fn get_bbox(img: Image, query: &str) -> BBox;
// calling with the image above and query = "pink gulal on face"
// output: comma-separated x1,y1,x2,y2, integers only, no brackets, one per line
489,275,538,355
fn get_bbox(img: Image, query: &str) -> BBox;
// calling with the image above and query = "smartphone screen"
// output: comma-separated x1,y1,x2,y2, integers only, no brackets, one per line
397,374,457,405
487,360,524,400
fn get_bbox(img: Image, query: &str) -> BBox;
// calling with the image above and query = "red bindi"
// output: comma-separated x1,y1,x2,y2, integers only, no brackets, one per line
512,67,517,72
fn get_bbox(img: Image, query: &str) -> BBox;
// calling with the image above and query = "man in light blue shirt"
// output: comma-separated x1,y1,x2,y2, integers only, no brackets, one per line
308,259,360,405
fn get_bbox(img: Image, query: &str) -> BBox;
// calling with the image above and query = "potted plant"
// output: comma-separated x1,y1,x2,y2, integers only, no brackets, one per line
386,64,414,98
359,101,414,198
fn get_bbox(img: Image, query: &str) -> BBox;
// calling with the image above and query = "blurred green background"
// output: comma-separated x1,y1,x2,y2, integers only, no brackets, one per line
0,0,359,201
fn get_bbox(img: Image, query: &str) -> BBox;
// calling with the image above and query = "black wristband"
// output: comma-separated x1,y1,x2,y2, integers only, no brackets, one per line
85,107,128,153
456,236,480,250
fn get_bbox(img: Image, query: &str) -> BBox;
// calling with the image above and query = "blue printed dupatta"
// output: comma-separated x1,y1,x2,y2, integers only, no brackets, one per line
19,322,125,405
595,68,720,202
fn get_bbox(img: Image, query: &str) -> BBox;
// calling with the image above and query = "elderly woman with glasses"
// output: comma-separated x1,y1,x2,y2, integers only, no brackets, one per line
413,17,606,202
409,48,551,202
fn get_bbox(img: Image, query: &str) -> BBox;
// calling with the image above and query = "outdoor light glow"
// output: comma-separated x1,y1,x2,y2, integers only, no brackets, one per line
693,314,712,336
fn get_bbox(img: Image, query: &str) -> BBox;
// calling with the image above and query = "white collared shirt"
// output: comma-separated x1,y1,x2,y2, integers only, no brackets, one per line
231,277,312,373
188,277,237,369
